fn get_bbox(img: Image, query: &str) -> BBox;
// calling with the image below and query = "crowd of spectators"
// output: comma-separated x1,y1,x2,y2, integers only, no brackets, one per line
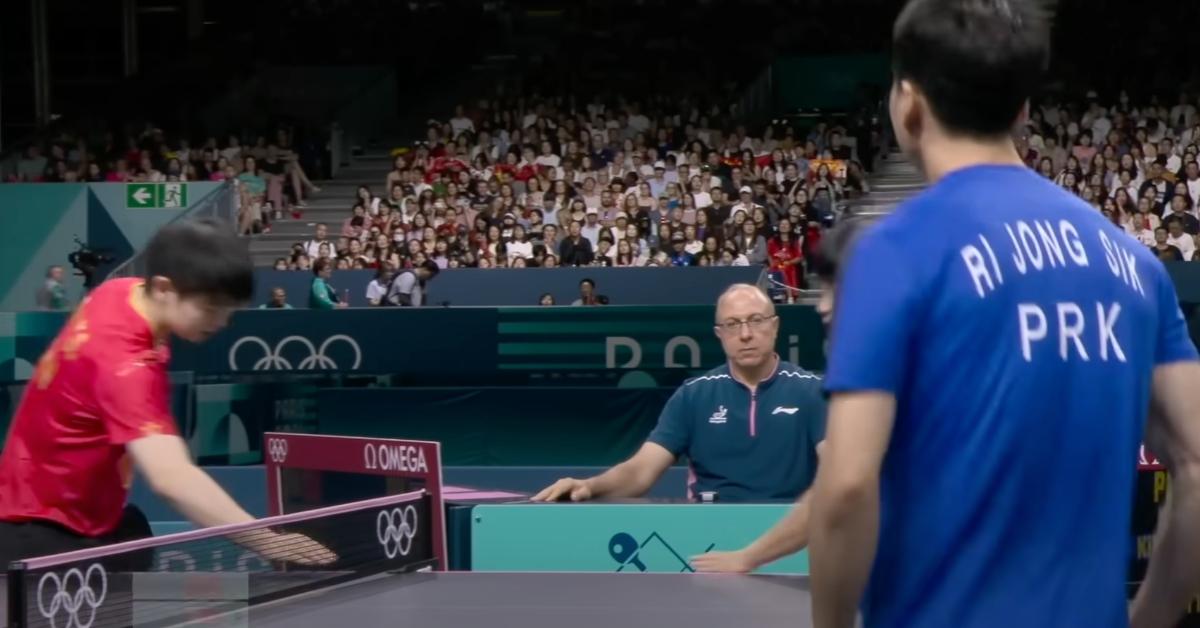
4,125,323,234
278,96,876,294
1021,90,1200,263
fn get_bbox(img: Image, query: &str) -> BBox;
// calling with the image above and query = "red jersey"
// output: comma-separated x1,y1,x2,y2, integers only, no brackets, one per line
0,278,176,536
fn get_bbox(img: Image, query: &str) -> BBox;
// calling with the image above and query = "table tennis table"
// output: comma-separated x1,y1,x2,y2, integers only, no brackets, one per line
5,435,820,628
3,571,813,628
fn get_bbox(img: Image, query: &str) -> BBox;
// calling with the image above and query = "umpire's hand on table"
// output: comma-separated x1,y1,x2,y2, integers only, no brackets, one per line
531,478,594,502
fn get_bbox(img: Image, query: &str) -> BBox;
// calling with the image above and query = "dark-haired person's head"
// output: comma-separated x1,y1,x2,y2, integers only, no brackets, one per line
142,218,252,342
890,0,1051,174
312,257,334,279
813,216,877,327
579,278,595,298
416,259,440,281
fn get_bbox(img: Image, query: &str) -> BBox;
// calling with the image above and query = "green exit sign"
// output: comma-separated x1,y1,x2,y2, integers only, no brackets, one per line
126,183,188,209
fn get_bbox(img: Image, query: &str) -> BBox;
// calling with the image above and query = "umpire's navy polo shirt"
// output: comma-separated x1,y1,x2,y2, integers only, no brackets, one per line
647,358,826,501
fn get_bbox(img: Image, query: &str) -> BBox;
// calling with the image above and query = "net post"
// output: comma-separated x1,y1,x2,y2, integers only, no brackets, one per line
8,561,27,628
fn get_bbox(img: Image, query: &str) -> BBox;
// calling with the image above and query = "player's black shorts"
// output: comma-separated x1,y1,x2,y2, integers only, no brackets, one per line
0,504,153,569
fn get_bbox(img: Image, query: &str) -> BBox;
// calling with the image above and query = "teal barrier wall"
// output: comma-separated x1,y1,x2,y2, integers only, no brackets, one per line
0,305,827,387
316,387,673,465
0,182,222,311
470,503,807,574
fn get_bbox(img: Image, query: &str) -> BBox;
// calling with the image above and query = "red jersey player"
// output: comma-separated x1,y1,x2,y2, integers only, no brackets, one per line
0,219,332,565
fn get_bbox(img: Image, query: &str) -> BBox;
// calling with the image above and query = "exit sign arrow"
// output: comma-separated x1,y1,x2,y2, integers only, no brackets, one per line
126,183,159,208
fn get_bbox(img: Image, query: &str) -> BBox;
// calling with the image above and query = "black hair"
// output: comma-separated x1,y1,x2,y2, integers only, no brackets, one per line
144,218,253,304
892,0,1052,137
580,278,595,288
312,257,333,275
813,216,877,281
419,260,440,277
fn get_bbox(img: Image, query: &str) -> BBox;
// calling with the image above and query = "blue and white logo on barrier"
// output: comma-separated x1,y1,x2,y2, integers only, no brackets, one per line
228,335,362,371
608,531,715,573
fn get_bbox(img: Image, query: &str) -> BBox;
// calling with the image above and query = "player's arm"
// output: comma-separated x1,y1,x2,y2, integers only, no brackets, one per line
95,357,252,528
531,442,675,501
127,436,334,564
692,489,813,573
1129,260,1200,628
97,354,333,564
1130,364,1200,628
810,227,911,628
532,388,689,501
127,435,255,527
810,392,894,628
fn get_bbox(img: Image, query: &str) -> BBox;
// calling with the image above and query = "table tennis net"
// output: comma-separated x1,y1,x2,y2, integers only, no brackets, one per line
6,490,434,628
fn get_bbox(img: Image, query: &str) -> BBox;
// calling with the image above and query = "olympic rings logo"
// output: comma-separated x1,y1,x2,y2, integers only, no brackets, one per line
266,438,289,463
376,505,418,559
228,335,362,371
37,564,107,628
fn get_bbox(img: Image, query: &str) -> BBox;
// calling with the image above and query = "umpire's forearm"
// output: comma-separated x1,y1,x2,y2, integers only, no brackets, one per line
1131,467,1200,628
586,462,653,498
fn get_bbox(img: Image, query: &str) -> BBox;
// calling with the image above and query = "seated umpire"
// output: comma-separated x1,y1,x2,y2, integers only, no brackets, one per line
533,283,825,503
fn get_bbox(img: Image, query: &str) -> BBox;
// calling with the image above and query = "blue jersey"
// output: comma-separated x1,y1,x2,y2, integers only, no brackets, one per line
824,165,1197,628
647,360,825,501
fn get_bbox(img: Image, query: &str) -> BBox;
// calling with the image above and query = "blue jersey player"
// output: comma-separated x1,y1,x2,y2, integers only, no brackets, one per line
808,2,1200,628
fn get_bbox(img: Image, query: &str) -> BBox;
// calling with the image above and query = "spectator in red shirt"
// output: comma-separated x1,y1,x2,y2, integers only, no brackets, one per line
0,219,333,566
768,219,805,298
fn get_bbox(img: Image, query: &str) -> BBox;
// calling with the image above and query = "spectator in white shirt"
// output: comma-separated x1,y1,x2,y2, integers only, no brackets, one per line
304,224,331,259
535,141,561,169
580,208,603,248
636,155,655,179
662,156,680,185
627,104,651,134
366,264,396,306
1159,138,1182,174
1166,220,1196,260
1185,161,1200,208
580,178,601,210
1130,212,1157,246
1182,123,1200,149
1087,103,1111,144
1170,93,1197,130
449,105,475,137
698,166,722,195
610,213,631,243
732,186,762,216
689,177,713,209
508,225,534,260
220,135,242,164
648,163,669,199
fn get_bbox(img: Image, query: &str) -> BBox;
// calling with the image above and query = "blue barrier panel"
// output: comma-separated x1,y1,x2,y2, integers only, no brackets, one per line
251,266,764,308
